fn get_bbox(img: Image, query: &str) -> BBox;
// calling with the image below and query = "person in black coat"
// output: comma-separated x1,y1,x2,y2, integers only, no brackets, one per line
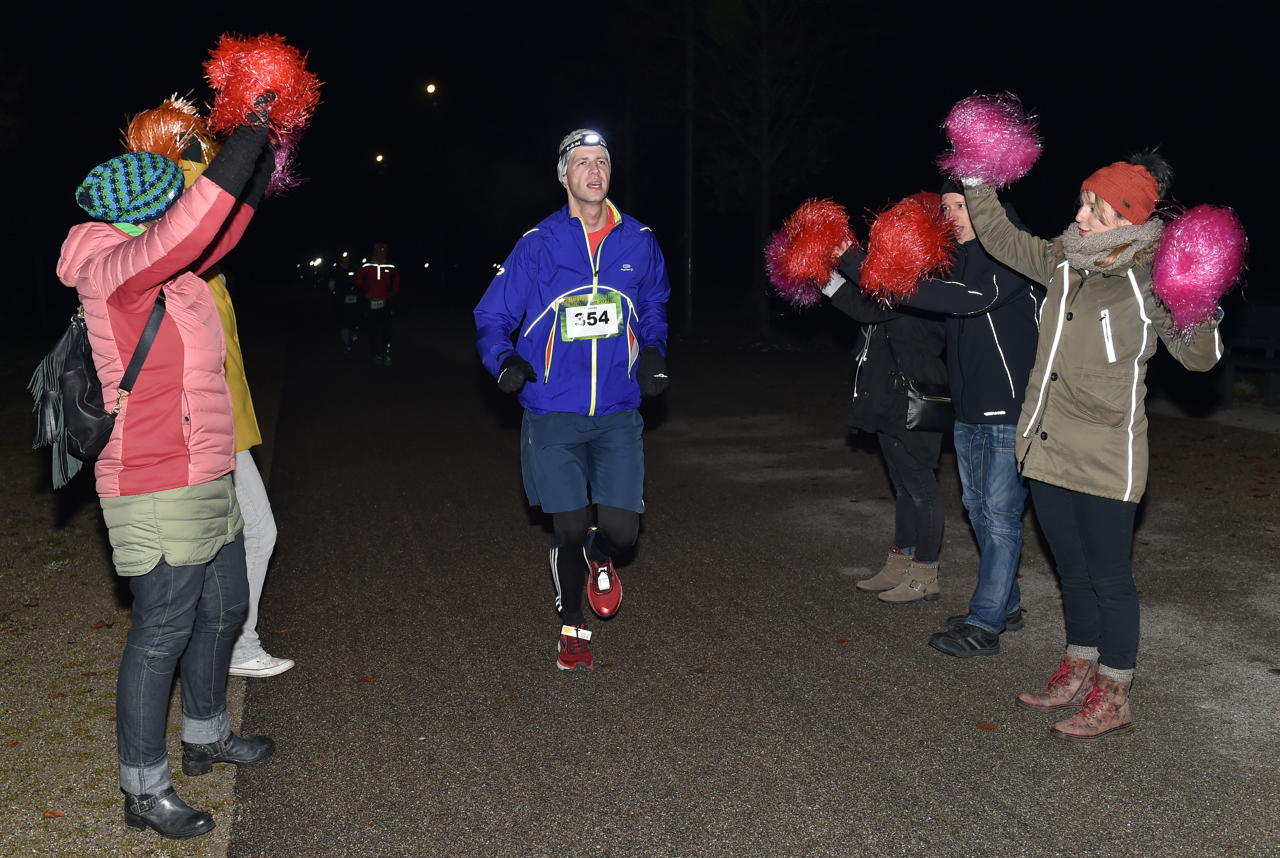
822,265,949,604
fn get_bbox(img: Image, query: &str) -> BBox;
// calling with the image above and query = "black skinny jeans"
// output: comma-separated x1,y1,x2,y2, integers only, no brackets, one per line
877,432,943,563
1028,480,1139,670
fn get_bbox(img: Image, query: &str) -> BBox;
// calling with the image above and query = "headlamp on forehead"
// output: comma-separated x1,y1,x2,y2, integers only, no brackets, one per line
556,128,611,186
559,131,608,160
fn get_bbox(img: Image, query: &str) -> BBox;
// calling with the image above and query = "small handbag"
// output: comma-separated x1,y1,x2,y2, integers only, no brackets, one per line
30,292,167,487
884,328,954,433
903,381,955,433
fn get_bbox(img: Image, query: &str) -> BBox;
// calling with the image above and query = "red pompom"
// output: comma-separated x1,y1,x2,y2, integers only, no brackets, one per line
782,199,855,286
904,191,942,218
765,199,855,307
205,33,321,137
861,197,956,303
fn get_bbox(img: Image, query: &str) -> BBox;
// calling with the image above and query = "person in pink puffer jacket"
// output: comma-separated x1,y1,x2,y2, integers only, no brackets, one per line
57,112,278,841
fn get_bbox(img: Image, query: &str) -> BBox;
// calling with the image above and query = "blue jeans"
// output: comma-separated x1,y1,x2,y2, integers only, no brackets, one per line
117,534,248,794
954,422,1027,634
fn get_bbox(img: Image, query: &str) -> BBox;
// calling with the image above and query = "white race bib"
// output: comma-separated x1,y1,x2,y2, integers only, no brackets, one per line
560,292,622,341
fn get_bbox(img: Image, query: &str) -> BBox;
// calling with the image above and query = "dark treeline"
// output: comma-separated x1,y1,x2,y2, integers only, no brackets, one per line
1,2,1274,357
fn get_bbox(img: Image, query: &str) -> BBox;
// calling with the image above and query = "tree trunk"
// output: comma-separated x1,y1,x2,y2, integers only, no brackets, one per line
755,0,772,335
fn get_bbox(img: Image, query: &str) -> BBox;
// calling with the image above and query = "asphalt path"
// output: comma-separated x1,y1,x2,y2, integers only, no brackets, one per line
226,294,1280,857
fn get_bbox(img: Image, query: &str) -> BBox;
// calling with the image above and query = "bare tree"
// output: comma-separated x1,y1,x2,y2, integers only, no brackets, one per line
624,0,852,333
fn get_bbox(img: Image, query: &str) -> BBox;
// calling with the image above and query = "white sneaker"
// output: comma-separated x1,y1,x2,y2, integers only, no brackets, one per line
228,653,296,678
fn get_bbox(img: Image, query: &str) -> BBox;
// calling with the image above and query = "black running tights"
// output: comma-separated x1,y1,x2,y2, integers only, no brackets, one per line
551,505,639,625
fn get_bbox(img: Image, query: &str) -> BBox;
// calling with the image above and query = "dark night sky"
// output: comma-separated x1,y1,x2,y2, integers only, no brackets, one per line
2,2,1274,342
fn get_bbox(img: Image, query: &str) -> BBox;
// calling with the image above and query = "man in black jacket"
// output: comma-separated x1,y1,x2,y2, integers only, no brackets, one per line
908,181,1043,656
838,182,1043,656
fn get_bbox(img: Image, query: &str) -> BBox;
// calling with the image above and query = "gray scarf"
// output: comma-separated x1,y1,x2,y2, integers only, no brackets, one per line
1060,218,1163,272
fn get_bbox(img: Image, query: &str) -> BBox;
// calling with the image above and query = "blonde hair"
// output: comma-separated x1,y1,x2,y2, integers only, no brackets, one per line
1084,192,1158,269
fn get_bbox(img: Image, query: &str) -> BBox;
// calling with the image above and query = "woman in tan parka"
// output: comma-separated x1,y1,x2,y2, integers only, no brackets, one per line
961,151,1222,740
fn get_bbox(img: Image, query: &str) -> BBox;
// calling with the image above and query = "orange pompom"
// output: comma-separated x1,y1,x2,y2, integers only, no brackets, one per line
861,196,955,303
122,95,215,164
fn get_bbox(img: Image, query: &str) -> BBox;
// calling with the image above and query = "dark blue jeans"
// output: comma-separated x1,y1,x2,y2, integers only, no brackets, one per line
955,422,1028,633
117,534,248,794
877,432,943,563
1028,481,1139,670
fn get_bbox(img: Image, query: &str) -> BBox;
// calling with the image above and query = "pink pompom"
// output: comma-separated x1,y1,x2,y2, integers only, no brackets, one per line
861,197,956,303
765,199,855,308
938,93,1041,189
765,228,817,307
1152,205,1248,338
265,127,304,197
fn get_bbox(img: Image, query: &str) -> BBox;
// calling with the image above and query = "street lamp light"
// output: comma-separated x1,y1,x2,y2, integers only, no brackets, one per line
425,83,436,94
376,154,384,163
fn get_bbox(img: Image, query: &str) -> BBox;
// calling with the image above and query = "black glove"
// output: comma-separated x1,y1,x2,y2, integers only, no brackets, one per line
248,92,276,129
202,121,270,199
637,346,668,398
836,244,865,286
497,353,537,393
241,144,277,211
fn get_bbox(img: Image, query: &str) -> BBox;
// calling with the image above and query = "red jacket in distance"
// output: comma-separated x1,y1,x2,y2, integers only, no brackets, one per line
355,263,400,300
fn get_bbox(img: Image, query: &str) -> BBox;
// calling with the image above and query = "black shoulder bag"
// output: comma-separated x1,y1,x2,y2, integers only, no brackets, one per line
883,327,954,433
29,292,167,488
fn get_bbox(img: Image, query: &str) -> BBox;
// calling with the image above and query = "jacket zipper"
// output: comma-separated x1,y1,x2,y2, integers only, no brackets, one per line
852,324,875,400
1100,308,1117,363
583,218,611,417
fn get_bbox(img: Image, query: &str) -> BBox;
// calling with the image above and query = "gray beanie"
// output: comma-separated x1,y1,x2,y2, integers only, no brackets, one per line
557,129,609,186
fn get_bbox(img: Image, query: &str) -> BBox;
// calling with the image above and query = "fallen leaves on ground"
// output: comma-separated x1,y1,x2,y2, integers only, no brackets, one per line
43,810,65,819
93,620,114,629
358,675,376,683
976,722,999,731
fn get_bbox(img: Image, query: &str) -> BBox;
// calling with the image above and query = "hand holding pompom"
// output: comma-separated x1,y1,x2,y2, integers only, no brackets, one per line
205,33,321,196
937,93,1041,189
1152,205,1247,338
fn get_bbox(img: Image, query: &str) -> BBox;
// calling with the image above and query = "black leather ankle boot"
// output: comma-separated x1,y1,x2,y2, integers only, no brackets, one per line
123,786,215,839
181,732,275,776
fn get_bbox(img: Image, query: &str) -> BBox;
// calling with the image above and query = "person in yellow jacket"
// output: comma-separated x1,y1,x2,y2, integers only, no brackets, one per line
177,139,293,678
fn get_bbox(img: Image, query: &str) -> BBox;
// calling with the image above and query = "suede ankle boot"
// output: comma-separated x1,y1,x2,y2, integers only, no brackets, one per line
856,549,914,593
1050,673,1134,741
878,559,940,604
1017,655,1098,711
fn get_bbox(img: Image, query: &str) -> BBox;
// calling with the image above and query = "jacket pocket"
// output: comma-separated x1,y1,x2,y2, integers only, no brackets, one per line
1066,366,1131,428
181,391,192,446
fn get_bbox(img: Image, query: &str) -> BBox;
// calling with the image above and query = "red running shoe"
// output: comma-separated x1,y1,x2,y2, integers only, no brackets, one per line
584,527,622,619
557,624,594,671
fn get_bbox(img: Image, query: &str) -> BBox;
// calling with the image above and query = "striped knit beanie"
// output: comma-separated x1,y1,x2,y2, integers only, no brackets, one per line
75,152,185,224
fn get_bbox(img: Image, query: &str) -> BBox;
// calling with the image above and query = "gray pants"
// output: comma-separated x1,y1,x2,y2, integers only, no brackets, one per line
230,450,278,663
